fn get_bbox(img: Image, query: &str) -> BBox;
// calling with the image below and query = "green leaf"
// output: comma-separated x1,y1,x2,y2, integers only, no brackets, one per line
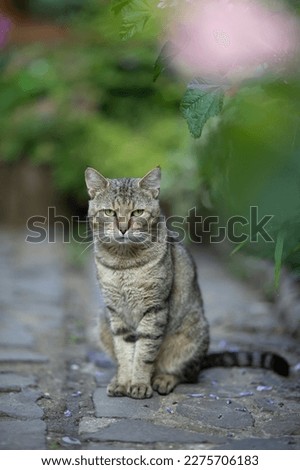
153,41,178,82
230,239,248,256
274,231,285,290
153,46,167,83
120,13,150,40
111,0,133,15
111,0,151,40
180,80,224,138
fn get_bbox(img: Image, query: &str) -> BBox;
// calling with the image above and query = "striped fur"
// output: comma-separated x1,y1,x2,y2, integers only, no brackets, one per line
85,167,289,399
202,351,289,376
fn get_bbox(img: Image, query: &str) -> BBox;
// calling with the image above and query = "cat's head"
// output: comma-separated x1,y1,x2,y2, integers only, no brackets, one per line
85,167,161,245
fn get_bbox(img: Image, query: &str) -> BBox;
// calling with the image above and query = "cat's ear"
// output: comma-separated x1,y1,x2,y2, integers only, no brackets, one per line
139,166,161,198
85,167,109,198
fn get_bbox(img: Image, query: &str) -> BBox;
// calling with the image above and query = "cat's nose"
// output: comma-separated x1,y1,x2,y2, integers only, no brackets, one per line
118,218,128,235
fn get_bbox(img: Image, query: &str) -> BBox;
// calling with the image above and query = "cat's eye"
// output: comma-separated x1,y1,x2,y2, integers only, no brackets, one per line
132,209,144,217
104,209,116,217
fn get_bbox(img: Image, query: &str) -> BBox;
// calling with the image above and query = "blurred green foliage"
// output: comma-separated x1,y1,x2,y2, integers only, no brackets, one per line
19,0,84,20
195,81,300,276
0,1,190,207
1,0,300,279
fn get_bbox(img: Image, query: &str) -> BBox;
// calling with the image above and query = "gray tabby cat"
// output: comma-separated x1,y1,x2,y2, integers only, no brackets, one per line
85,167,289,399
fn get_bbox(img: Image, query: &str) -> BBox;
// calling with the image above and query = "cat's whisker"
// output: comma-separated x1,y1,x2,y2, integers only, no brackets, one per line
69,222,93,248
80,227,92,237
79,238,95,256
76,234,93,247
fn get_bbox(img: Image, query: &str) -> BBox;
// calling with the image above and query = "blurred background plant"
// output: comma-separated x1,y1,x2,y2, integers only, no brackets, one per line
195,81,300,283
111,0,300,284
0,0,299,285
0,0,193,215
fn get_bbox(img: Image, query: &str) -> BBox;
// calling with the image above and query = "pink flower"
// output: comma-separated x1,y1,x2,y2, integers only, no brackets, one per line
0,15,12,49
167,0,300,82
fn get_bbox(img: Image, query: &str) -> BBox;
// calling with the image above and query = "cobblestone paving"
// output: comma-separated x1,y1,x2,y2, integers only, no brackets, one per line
0,230,299,450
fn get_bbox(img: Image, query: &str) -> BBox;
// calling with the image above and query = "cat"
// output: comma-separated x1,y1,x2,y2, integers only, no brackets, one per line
85,166,289,399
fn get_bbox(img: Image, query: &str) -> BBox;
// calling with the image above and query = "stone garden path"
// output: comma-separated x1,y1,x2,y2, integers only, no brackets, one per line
0,229,299,450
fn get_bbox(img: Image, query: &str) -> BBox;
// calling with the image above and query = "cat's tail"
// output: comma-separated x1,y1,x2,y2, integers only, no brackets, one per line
202,350,289,377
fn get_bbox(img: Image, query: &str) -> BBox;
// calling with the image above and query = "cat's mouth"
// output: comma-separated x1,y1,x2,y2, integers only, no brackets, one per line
114,232,148,244
109,228,152,245
115,235,128,244
94,230,149,245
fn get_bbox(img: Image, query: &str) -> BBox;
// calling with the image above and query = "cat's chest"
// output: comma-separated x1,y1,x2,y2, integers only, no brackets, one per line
95,259,171,314
98,266,142,301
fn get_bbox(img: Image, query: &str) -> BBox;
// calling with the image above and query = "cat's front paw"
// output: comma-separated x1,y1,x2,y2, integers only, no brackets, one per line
127,383,153,399
107,378,128,397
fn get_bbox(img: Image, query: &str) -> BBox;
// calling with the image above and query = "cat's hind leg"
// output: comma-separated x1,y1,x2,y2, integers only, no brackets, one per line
152,373,180,395
99,316,116,359
153,324,209,395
